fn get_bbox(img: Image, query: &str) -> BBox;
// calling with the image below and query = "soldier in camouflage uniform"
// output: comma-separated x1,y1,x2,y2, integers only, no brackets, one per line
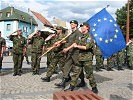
64,22,98,94
127,39,133,70
28,30,45,75
7,29,26,76
41,26,66,82
0,31,6,72
55,20,82,89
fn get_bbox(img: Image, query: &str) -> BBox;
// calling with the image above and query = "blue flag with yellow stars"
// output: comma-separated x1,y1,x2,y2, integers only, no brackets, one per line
87,8,126,59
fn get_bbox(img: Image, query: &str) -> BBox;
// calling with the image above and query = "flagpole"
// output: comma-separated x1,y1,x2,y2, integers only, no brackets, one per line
126,0,130,43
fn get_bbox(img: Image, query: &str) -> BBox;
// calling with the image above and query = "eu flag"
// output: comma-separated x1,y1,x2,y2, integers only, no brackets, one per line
87,8,126,59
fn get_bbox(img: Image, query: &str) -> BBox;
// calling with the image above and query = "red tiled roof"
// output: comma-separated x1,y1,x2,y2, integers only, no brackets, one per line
31,11,52,27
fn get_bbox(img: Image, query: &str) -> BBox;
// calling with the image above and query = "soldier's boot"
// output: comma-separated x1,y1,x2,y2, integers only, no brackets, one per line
118,66,124,70
107,67,114,71
41,77,50,82
66,75,71,82
55,78,66,88
76,79,86,87
95,67,102,71
92,87,98,94
13,72,18,76
64,84,75,91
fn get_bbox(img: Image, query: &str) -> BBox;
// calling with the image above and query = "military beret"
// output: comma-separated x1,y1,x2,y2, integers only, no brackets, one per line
70,20,78,25
80,22,90,27
56,26,63,30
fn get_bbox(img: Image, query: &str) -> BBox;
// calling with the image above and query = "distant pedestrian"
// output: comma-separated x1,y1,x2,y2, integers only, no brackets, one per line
0,31,6,72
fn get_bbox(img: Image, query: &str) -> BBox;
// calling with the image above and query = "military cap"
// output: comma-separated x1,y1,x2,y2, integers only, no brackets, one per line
17,28,22,31
80,22,90,27
70,20,78,25
56,26,63,30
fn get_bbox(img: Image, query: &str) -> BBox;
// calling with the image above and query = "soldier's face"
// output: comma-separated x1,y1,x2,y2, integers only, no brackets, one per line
70,23,77,29
17,30,22,35
81,25,88,34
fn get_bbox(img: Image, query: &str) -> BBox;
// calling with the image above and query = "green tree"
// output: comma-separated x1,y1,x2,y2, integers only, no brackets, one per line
115,0,133,38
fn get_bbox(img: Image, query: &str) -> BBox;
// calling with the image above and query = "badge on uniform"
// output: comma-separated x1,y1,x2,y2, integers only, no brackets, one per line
87,38,91,43
79,37,81,40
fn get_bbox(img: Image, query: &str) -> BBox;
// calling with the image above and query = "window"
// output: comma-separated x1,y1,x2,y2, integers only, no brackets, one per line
6,24,11,31
0,12,2,17
6,12,11,17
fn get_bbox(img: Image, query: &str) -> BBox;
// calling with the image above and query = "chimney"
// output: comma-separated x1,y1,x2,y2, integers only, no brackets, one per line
10,7,14,15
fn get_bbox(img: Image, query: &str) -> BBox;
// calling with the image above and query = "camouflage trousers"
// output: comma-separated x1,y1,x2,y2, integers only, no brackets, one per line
95,55,104,69
13,53,24,73
46,55,66,77
128,55,133,66
31,53,42,73
70,60,97,88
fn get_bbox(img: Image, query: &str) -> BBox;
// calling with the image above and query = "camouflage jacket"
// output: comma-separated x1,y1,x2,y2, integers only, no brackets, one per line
9,35,26,54
30,36,45,53
78,33,94,61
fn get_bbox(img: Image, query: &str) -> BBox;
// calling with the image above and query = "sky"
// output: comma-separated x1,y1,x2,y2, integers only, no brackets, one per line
0,0,127,24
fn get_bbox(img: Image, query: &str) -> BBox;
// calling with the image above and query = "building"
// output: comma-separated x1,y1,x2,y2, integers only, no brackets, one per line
0,6,38,47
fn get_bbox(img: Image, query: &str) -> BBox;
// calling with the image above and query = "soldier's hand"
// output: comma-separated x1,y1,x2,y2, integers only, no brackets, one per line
62,48,69,53
72,43,78,48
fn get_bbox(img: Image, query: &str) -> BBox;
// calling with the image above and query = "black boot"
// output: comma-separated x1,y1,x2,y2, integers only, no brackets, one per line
41,77,50,82
92,87,98,94
55,78,66,88
118,66,124,70
64,84,75,91
76,80,86,87
66,76,71,82
13,72,18,76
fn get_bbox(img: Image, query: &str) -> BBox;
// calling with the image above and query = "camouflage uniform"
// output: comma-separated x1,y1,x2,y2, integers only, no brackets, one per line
0,36,6,71
94,45,104,71
45,34,66,78
63,29,82,80
127,43,133,68
30,36,45,74
71,33,97,88
117,49,125,70
107,54,116,71
9,35,26,75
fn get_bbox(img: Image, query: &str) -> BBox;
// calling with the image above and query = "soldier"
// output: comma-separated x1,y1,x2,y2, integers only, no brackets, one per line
0,31,6,72
41,26,66,82
7,29,26,76
55,20,82,89
64,22,98,94
28,30,45,75
127,39,133,70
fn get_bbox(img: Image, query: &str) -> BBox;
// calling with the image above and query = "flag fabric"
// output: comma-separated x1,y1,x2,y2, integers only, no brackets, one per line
87,8,126,59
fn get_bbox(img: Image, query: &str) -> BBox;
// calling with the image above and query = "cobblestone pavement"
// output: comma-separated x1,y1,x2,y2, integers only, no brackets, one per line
0,56,133,100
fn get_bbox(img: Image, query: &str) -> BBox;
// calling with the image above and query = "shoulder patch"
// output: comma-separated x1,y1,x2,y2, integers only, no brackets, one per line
87,38,91,43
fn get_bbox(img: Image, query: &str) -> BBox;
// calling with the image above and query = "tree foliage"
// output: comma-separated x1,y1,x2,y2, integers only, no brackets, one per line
115,0,133,38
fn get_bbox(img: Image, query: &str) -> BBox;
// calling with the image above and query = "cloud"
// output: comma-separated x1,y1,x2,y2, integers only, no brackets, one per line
1,0,127,24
